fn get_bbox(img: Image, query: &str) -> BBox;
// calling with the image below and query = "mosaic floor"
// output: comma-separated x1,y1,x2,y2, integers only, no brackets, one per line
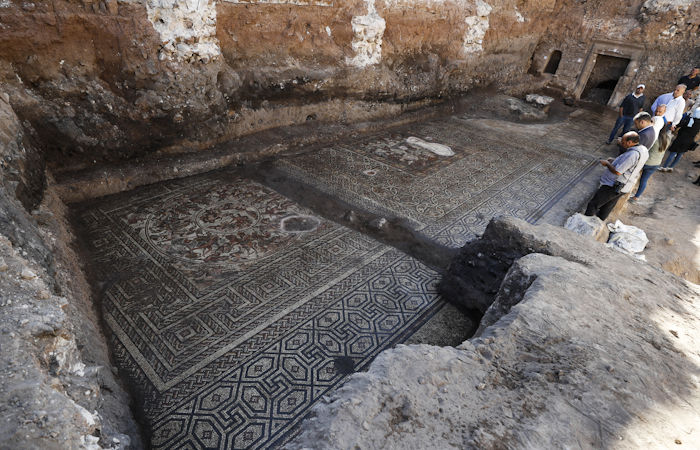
75,110,607,449
77,172,446,449
275,116,601,248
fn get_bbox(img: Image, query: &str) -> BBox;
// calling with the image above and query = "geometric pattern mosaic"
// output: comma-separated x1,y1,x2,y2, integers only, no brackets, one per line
75,112,606,449
76,171,444,449
276,116,599,247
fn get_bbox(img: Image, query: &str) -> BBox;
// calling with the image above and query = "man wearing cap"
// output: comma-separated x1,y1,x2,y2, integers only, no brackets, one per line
606,84,646,144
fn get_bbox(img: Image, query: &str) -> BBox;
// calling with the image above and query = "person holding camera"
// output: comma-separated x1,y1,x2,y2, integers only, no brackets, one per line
585,132,648,220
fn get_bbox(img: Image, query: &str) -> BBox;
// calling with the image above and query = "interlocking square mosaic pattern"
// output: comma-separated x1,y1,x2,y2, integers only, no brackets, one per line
77,171,446,449
276,117,597,247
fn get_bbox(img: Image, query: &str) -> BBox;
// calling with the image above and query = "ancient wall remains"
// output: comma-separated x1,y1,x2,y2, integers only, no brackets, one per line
527,0,699,106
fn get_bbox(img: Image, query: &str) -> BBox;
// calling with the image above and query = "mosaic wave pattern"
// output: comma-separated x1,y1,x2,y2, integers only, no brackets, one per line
77,172,446,449
276,118,597,247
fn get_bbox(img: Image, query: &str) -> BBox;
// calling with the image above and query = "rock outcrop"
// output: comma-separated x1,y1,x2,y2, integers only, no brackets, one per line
287,216,700,449
564,212,609,242
0,96,142,448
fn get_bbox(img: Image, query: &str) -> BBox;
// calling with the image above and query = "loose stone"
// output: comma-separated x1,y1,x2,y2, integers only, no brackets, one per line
20,268,37,280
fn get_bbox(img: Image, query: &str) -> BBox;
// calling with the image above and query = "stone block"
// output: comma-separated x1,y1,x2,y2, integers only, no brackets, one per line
287,216,700,450
564,213,609,242
525,93,554,107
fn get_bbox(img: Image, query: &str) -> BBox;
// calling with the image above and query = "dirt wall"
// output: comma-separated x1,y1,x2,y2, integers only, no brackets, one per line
2,0,695,172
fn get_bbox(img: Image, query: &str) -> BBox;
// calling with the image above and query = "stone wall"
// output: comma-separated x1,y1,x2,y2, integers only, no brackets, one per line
1,0,695,171
527,0,699,106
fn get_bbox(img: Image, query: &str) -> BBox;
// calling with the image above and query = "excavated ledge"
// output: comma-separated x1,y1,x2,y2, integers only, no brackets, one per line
287,216,700,449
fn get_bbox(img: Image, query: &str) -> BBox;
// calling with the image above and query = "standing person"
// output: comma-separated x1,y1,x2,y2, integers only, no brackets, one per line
678,67,700,93
659,107,700,172
630,109,667,201
682,90,694,113
634,112,656,150
585,132,648,220
652,104,669,150
606,84,646,144
651,84,687,131
616,111,654,155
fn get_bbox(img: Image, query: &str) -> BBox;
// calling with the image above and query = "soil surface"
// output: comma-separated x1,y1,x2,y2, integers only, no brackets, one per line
620,154,700,284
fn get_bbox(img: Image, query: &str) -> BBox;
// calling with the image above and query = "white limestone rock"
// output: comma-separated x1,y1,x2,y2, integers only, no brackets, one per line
462,0,492,55
564,213,608,242
145,0,221,62
20,267,37,280
287,217,700,449
506,98,546,120
641,0,693,14
347,0,386,67
525,94,555,107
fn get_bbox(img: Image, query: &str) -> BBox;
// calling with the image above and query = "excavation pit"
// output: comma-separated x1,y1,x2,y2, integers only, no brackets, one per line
68,99,609,449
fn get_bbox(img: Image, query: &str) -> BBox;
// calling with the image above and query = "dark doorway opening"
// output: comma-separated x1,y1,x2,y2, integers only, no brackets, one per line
581,54,630,105
543,50,562,74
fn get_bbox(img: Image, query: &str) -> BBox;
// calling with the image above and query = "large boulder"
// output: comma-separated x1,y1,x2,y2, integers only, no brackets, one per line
440,215,594,314
287,216,700,449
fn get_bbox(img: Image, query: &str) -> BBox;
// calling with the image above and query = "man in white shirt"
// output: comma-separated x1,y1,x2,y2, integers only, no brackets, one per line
651,84,687,131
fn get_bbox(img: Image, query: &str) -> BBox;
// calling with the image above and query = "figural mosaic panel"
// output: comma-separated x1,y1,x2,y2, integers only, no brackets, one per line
76,113,600,449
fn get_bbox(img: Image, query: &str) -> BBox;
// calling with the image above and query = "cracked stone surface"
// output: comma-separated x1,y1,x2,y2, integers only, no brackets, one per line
287,217,700,449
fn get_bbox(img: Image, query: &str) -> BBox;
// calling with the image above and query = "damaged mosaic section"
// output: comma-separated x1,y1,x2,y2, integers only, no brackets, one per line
275,117,597,248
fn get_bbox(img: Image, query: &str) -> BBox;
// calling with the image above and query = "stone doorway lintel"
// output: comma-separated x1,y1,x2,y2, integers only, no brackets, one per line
573,40,645,107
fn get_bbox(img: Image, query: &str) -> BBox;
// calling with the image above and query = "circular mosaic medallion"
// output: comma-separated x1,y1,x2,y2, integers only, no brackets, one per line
142,180,316,266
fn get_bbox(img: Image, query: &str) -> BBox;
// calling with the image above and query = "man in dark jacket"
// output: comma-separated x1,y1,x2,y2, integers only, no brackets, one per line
634,112,656,150
606,84,646,144
678,67,700,93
